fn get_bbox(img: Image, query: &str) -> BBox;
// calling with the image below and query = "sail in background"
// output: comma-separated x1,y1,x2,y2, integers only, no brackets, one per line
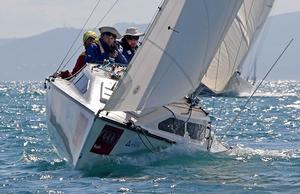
105,0,243,111
201,0,274,93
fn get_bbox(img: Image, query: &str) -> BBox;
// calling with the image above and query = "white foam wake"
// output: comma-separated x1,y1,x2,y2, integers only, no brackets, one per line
226,145,300,159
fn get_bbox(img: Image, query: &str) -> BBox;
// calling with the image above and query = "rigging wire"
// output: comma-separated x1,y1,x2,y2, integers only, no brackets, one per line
58,0,120,71
94,0,120,29
55,0,102,73
60,46,83,72
220,38,294,141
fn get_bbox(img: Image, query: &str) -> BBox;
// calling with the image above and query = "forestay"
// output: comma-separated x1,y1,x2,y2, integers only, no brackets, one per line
105,0,243,111
201,0,274,93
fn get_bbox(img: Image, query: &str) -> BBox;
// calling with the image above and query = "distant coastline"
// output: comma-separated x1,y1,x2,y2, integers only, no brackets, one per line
0,12,299,81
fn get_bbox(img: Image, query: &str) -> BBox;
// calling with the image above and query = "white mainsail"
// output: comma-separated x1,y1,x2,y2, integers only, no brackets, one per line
201,0,274,93
105,0,243,111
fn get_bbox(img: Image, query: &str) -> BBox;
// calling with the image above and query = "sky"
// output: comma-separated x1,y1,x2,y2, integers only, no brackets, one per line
0,0,299,39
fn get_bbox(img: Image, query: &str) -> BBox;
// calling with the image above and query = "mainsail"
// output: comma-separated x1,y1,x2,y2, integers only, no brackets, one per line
201,0,274,93
105,0,243,111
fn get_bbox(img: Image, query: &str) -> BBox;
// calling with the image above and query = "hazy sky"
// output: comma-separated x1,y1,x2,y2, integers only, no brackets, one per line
1,0,299,38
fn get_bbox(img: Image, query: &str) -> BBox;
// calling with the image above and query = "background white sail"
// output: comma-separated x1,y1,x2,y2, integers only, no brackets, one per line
201,0,274,93
105,0,243,111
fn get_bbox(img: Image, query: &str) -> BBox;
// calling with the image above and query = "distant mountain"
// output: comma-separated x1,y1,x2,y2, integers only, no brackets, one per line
0,23,148,81
0,38,16,47
0,14,299,81
0,28,82,81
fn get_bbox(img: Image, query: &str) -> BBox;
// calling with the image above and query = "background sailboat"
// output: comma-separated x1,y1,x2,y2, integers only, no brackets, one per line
200,0,275,96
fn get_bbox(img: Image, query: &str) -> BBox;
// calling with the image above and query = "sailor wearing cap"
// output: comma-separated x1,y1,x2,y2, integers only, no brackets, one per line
119,27,145,63
85,26,128,65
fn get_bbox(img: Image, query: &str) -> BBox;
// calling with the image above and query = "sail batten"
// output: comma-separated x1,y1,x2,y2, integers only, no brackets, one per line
105,0,243,111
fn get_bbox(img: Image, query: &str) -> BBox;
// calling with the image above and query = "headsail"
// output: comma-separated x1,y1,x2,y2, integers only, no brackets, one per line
105,0,243,111
201,0,274,93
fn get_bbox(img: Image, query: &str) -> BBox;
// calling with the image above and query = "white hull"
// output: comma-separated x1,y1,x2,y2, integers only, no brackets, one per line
45,64,227,169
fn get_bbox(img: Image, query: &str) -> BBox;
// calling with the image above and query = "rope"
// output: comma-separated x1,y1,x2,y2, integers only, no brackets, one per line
58,0,120,71
162,105,177,120
185,106,193,124
136,132,154,153
183,106,192,138
220,38,294,141
55,0,102,73
64,63,88,80
128,121,155,153
139,126,156,151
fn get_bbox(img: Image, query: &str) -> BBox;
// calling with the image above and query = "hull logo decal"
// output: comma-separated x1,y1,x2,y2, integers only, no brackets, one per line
90,125,124,155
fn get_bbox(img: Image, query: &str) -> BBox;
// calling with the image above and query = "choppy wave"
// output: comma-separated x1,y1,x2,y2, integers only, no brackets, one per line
228,146,300,159
1,81,300,193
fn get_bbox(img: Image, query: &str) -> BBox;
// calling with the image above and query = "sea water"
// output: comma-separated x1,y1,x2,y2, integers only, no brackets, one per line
0,81,299,193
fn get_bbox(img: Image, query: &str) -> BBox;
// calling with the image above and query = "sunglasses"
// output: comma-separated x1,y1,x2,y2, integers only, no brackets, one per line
126,36,139,41
103,32,117,39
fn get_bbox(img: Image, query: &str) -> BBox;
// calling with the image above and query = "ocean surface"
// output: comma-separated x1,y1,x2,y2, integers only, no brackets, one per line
0,80,299,193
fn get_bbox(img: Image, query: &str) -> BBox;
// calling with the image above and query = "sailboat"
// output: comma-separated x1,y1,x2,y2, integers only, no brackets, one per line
45,0,244,169
200,0,274,96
